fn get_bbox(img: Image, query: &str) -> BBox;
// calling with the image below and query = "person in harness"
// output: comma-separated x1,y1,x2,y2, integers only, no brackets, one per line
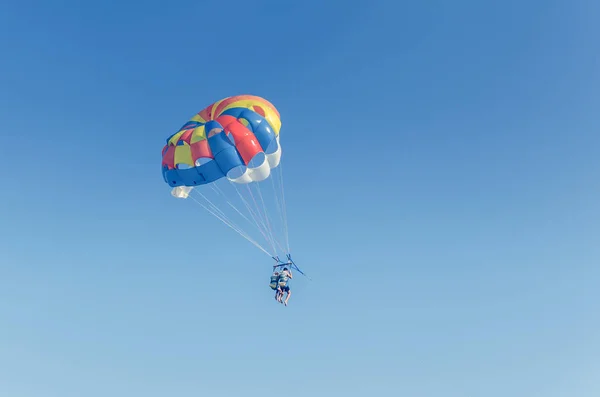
269,271,283,302
278,267,293,306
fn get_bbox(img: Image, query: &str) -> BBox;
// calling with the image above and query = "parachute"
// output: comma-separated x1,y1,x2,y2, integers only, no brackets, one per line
161,95,294,265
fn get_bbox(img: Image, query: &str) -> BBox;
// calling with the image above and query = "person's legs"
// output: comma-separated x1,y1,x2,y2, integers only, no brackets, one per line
283,286,291,306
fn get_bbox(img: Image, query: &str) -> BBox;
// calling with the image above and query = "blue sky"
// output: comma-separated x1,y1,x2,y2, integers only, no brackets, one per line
1,0,599,396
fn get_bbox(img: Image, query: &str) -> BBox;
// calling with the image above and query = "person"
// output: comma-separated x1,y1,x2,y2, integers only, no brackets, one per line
269,271,283,302
278,267,293,306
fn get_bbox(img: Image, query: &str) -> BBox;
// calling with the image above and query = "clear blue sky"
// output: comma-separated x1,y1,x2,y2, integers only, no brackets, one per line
1,0,599,396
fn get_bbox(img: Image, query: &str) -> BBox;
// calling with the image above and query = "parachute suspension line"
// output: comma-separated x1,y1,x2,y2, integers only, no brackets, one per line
193,189,245,232
230,181,278,255
269,166,289,254
225,184,272,246
191,189,266,252
209,185,249,222
209,183,272,247
244,182,284,258
213,182,278,256
276,161,291,253
244,182,279,256
253,179,287,256
188,192,272,257
229,183,276,254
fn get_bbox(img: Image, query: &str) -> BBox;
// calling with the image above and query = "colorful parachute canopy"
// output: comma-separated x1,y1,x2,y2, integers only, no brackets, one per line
161,95,282,189
161,94,291,261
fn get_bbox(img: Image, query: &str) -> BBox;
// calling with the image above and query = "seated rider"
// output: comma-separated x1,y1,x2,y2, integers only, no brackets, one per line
269,271,282,302
278,267,293,306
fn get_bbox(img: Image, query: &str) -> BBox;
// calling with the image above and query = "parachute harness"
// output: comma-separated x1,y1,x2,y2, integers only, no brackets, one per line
272,254,310,280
